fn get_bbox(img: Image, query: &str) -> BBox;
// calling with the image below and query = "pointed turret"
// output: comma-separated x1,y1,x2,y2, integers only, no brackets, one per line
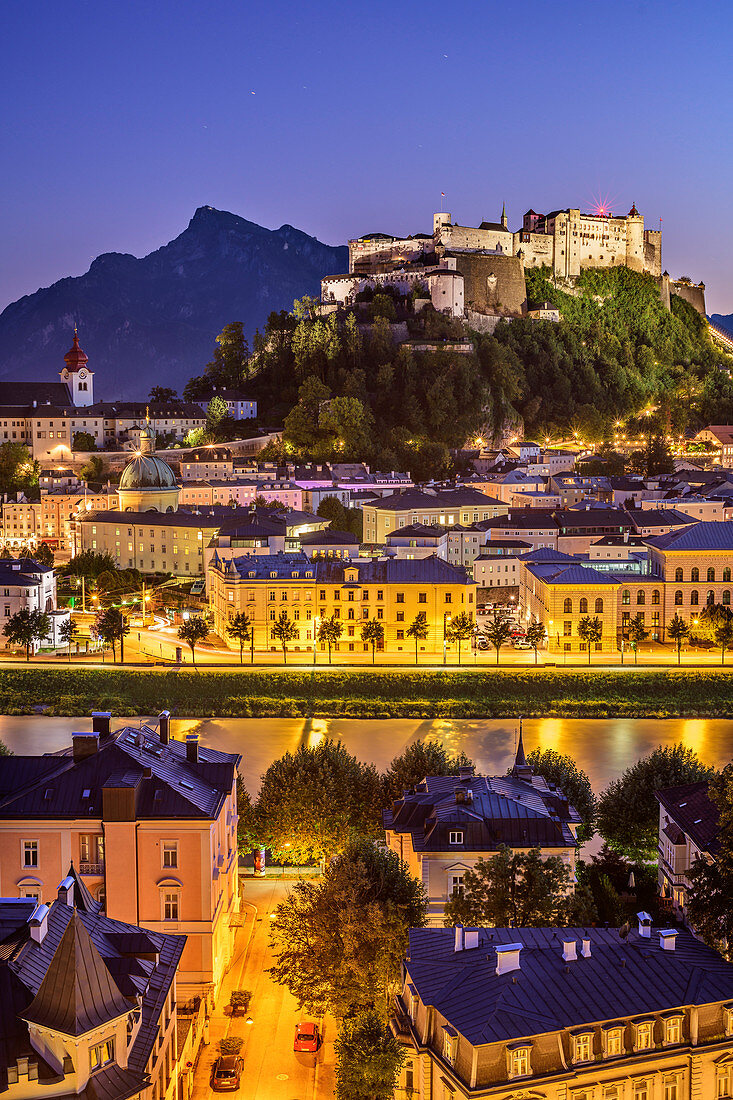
511,719,533,781
63,328,89,372
501,201,508,230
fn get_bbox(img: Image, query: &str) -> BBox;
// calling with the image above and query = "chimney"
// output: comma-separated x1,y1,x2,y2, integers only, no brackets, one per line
495,943,523,975
465,930,479,950
581,938,591,958
458,765,475,780
28,903,50,943
637,911,653,938
562,939,577,962
454,925,464,952
186,733,199,764
159,710,170,745
659,929,679,952
57,875,75,906
72,732,99,762
92,711,111,738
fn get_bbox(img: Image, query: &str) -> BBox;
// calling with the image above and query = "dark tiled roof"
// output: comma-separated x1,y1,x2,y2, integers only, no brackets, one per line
0,382,72,407
656,782,719,854
216,551,473,586
648,521,733,552
405,924,733,1045
299,530,359,546
371,489,497,512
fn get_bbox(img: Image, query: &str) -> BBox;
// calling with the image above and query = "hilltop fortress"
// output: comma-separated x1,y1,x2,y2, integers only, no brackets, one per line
322,204,704,322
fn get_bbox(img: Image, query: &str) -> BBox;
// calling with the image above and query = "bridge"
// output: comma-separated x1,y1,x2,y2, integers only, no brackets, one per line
708,320,733,354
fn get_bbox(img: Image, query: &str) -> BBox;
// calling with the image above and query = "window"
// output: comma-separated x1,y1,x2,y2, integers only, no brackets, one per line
717,1066,732,1097
595,597,604,613
604,1027,623,1056
90,1039,115,1071
445,593,452,604
508,1046,530,1078
449,830,463,845
675,590,683,606
22,840,38,868
579,598,588,614
622,589,630,605
396,611,404,622
664,1078,680,1100
634,1020,653,1050
691,590,699,606
450,874,464,896
708,567,716,582
708,590,716,606
603,1088,620,1100
572,1032,592,1062
637,590,645,605
418,592,427,603
634,1082,650,1100
564,621,572,636
691,567,700,582
652,589,660,605
564,597,572,613
162,841,178,869
724,568,731,583
377,590,383,601
163,892,179,920
442,1028,457,1064
665,1016,682,1044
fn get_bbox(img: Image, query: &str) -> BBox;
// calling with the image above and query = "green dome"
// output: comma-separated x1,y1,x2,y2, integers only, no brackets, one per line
119,454,177,490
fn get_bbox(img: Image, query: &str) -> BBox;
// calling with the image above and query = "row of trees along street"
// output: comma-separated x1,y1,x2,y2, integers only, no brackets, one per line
228,737,730,1099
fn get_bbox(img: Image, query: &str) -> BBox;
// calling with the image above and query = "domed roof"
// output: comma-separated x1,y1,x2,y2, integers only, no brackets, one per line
64,329,88,371
119,454,177,490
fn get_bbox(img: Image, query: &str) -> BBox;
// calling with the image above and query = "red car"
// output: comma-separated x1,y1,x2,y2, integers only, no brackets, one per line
293,1022,320,1053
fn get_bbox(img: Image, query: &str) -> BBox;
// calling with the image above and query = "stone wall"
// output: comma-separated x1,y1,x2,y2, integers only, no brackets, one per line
448,253,526,315
671,280,706,316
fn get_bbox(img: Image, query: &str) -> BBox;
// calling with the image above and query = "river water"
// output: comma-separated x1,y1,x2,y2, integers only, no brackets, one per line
1,715,731,797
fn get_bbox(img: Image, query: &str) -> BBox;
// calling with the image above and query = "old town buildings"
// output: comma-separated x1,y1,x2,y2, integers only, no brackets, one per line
656,782,720,922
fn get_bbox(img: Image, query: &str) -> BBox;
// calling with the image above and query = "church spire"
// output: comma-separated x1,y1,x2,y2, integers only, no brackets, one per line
500,201,508,230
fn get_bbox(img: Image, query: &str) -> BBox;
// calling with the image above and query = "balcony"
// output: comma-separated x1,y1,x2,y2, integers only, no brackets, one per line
79,861,104,876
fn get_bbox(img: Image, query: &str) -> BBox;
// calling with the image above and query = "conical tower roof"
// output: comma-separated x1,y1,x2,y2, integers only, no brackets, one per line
22,911,131,1036
63,328,89,372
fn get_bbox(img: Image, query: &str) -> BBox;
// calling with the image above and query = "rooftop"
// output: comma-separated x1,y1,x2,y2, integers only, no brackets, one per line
656,782,719,855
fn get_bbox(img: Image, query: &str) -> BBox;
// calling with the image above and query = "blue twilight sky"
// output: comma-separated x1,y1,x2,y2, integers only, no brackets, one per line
2,0,733,313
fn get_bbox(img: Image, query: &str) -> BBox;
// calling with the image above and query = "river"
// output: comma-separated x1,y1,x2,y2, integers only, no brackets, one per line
1,715,731,796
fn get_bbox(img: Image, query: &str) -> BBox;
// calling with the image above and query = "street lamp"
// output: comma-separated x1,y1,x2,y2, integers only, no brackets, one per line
313,615,320,665
443,611,452,666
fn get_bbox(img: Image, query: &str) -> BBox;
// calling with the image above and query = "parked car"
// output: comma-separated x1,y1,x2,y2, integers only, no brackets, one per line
512,638,532,649
212,1056,242,1090
294,1022,320,1053
475,636,489,651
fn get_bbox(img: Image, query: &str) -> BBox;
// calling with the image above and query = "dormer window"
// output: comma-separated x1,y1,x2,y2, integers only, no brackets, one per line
442,1025,457,1064
407,983,418,1020
571,1030,593,1063
634,1019,654,1051
663,1014,683,1045
449,830,463,845
602,1024,624,1057
90,1039,115,1072
507,1043,531,1079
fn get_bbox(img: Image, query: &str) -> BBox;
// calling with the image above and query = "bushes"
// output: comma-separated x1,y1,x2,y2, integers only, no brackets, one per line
2,667,733,717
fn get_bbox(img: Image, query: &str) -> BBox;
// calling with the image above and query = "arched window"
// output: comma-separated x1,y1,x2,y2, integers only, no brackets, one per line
637,590,645,605
652,589,660,605
579,597,588,614
675,590,683,606
691,590,699,606
724,568,731,583
563,598,572,614
707,567,715,583
622,590,630,606
675,567,683,582
724,590,731,606
691,567,699,583
595,598,603,614
707,590,715,606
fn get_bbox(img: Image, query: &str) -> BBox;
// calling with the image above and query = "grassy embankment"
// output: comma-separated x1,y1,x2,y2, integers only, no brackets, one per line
3,668,733,718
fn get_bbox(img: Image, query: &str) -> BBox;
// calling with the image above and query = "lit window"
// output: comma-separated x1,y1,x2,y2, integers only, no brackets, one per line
665,1016,682,1045
604,1027,623,1056
442,1027,457,1064
717,1065,732,1098
508,1046,530,1078
572,1032,592,1063
90,1039,115,1071
634,1082,650,1100
635,1021,653,1050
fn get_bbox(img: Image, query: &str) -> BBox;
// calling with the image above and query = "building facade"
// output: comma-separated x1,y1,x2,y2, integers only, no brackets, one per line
656,782,719,923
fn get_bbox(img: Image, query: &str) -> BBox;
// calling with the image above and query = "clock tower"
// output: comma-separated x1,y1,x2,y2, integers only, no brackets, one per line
59,328,94,407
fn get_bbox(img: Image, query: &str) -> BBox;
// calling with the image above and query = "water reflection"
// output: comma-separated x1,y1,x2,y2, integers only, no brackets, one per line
0,715,730,799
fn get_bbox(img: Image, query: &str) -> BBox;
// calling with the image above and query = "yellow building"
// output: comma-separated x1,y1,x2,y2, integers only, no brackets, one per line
362,489,507,545
393,919,733,1100
209,551,476,658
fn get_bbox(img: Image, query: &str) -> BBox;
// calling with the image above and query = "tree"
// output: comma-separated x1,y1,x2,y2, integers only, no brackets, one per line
317,615,343,664
72,431,97,452
443,847,578,928
226,612,252,665
667,613,689,665
627,613,649,665
715,619,733,666
269,838,427,1018
334,1011,406,1100
93,607,130,664
58,616,78,661
577,615,603,664
316,495,349,530
482,609,512,666
33,542,54,568
236,775,262,855
687,763,733,958
256,740,382,864
80,454,105,485
177,617,209,667
525,620,546,665
64,550,118,580
406,611,429,666
445,611,473,665
524,749,596,841
271,609,298,664
3,608,51,660
150,386,177,402
0,443,40,497
382,740,474,805
597,744,716,860
206,395,229,426
360,618,384,664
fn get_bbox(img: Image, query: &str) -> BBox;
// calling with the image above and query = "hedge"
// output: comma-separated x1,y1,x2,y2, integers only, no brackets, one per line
2,667,733,717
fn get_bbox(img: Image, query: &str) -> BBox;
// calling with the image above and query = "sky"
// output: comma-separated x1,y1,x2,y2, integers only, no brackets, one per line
2,0,733,314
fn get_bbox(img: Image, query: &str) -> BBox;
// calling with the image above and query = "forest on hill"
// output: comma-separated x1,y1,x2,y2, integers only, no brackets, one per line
184,267,733,479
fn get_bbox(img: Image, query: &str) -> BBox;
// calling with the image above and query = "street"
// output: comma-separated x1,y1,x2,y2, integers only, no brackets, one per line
192,878,335,1100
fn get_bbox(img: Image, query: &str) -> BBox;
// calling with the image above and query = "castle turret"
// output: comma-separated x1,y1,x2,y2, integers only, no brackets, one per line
60,328,94,407
501,202,508,230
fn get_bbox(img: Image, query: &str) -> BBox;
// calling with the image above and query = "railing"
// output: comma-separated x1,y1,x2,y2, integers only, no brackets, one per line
79,861,104,875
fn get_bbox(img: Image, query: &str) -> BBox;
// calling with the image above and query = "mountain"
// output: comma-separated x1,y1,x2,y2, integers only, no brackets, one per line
711,313,733,337
0,207,348,399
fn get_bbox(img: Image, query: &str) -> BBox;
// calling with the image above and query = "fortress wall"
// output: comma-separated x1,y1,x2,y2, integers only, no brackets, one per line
671,281,706,315
448,253,527,316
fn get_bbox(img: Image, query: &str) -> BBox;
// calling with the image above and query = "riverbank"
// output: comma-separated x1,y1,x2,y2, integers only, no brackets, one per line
4,667,733,717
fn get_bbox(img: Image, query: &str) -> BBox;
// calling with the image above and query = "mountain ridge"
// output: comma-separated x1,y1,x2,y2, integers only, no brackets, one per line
0,206,347,399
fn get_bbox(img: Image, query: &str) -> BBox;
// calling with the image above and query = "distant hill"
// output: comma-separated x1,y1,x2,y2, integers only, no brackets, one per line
0,207,348,399
711,313,733,337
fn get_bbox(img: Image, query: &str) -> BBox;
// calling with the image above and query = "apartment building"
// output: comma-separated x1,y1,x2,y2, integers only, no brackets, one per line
209,551,476,658
0,874,183,1100
383,750,580,924
392,917,733,1099
0,713,240,998
361,489,507,544
656,782,719,922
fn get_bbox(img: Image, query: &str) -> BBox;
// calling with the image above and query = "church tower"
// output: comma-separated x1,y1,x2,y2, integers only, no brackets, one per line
500,202,508,230
59,328,94,407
